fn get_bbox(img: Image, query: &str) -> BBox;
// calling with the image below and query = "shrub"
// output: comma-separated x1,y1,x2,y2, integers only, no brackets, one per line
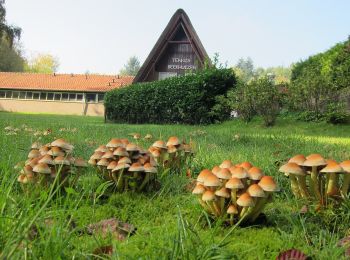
104,68,237,124
324,102,349,124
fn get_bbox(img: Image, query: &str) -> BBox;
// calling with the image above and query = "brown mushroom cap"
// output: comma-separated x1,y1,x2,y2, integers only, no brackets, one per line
143,163,157,173
118,156,132,165
279,163,305,175
215,187,230,198
202,190,216,202
240,161,253,170
248,167,264,181
304,154,327,167
112,163,131,172
54,156,70,166
203,174,221,187
107,161,119,170
39,154,55,165
197,169,213,183
106,138,123,148
166,136,181,147
120,139,130,147
23,165,34,174
288,154,306,166
26,158,40,168
51,138,73,151
88,158,97,166
39,145,50,156
113,147,129,157
129,162,144,172
247,184,266,198
214,168,232,180
227,204,238,214
97,158,109,167
31,142,42,150
90,151,104,160
167,145,178,154
149,148,161,158
101,151,114,159
152,140,167,149
220,160,233,169
95,145,108,153
28,149,41,159
74,158,88,167
211,166,221,176
192,183,206,195
258,176,279,192
225,177,244,189
237,192,255,207
48,147,65,157
126,143,139,152
340,160,350,173
33,163,51,174
231,167,249,179
320,161,343,173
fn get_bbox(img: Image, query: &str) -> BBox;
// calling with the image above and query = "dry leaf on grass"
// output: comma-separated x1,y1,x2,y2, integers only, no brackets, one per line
276,249,309,260
93,245,113,256
87,218,136,241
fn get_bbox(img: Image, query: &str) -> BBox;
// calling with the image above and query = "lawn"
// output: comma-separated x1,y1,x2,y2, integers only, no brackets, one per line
1,112,350,259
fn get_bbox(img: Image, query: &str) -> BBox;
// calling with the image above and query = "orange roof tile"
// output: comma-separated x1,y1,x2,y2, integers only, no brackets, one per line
0,72,134,92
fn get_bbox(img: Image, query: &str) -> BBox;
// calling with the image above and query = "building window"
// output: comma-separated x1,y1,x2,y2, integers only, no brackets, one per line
26,92,33,99
61,93,69,101
86,93,96,103
69,93,76,101
0,91,5,98
40,92,47,100
12,91,19,99
76,94,83,101
98,94,104,103
5,91,12,98
53,93,61,101
47,93,54,100
19,91,26,99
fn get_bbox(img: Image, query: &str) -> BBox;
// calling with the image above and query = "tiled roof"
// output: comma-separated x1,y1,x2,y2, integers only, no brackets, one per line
0,72,134,92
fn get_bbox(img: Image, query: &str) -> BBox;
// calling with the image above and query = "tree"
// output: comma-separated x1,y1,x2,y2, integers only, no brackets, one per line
234,57,254,82
24,53,59,74
0,40,24,71
0,0,21,48
119,56,140,76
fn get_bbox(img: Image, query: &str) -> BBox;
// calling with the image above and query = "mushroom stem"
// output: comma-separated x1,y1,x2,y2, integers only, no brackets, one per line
326,173,339,196
230,189,238,205
239,206,254,220
341,174,350,198
249,193,271,222
297,175,310,198
139,172,150,191
289,175,301,198
310,166,322,202
219,197,226,216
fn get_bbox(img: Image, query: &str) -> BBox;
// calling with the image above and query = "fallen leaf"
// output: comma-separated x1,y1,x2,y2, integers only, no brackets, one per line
87,218,136,241
299,205,308,214
276,249,309,260
93,245,113,256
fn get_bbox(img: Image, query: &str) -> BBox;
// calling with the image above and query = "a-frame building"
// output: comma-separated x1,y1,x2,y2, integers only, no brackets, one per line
133,9,209,83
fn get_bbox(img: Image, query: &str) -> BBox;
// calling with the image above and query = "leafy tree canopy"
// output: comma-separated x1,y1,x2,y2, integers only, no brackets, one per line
119,56,140,76
24,53,59,74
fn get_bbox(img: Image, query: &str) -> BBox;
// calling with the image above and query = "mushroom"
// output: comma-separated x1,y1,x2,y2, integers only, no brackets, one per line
219,160,233,169
47,147,65,157
166,136,181,148
279,162,309,198
340,160,350,198
247,184,266,221
214,168,231,185
192,183,207,210
112,163,130,191
139,163,157,191
202,190,220,216
248,167,264,184
28,149,41,159
113,147,129,159
196,169,212,184
31,142,42,150
225,177,244,205
203,173,221,192
240,161,253,171
237,192,255,219
127,162,144,191
320,160,343,197
95,145,109,153
106,138,123,149
51,138,74,152
215,187,230,214
230,167,249,188
227,204,238,225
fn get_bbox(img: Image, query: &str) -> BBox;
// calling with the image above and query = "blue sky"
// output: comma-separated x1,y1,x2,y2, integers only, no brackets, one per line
5,0,350,74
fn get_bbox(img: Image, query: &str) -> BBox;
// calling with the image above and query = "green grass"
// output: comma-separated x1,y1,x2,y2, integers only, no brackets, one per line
0,112,350,259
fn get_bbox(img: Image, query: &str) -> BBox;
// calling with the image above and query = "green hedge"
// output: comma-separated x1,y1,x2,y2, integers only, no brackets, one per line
104,68,236,124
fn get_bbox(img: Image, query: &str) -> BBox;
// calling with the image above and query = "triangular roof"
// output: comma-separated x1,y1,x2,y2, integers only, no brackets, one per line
133,9,209,83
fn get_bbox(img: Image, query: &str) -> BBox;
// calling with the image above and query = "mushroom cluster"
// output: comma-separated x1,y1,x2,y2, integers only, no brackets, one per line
88,138,157,192
192,160,279,225
148,136,193,173
279,154,350,205
16,139,87,188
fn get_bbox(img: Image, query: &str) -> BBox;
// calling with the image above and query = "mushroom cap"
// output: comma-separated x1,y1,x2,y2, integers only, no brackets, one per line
167,145,178,154
203,174,221,187
48,147,65,157
247,184,266,198
74,158,88,167
33,163,51,174
237,192,255,207
26,158,40,168
112,163,131,172
95,145,108,153
240,161,253,170
107,160,119,170
23,165,34,174
39,145,50,156
113,147,129,157
126,143,139,152
102,151,114,159
279,163,305,175
214,168,232,180
219,160,233,169
28,149,41,159
120,138,130,147
340,160,350,173
197,169,213,183
129,162,144,172
304,154,327,167
152,140,167,149
54,156,70,165
231,167,249,179
166,136,181,147
39,155,55,165
258,176,279,192
149,148,161,158
225,177,244,189
227,204,238,214
143,163,157,173
88,158,97,166
118,156,132,165
192,183,206,195
215,187,230,198
106,138,123,148
248,167,264,180
288,154,306,166
90,151,104,160
31,142,42,150
97,158,109,167
320,161,343,173
133,133,141,140
202,190,216,202
51,138,73,151
17,174,27,183
211,166,221,175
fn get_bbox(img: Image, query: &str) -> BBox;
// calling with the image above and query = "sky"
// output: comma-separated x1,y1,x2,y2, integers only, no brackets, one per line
5,0,350,75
